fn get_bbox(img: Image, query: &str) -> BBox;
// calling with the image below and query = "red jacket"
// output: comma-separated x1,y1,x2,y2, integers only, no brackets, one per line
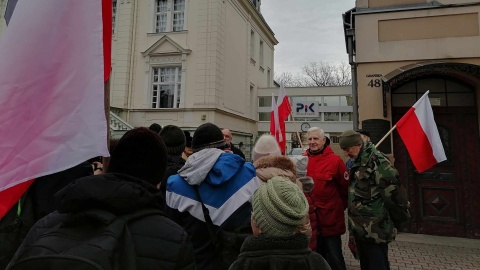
304,192,317,250
307,145,349,236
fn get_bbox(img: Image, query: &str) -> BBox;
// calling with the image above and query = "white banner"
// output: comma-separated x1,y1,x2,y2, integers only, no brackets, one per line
292,100,319,117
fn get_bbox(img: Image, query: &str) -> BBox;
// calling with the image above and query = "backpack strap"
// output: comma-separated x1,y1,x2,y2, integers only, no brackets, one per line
193,186,220,247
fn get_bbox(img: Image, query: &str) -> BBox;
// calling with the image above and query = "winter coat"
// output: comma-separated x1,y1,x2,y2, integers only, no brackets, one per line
8,173,196,270
304,191,317,250
166,149,259,270
348,142,410,244
307,145,349,237
254,155,312,239
228,233,331,270
229,143,246,160
160,155,186,200
0,162,93,270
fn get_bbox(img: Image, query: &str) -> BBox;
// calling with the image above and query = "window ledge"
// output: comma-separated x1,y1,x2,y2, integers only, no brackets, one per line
147,30,188,36
250,58,256,65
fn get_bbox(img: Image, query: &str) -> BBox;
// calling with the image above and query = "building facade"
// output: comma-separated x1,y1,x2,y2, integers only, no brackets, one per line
343,0,480,238
110,0,277,151
257,86,353,158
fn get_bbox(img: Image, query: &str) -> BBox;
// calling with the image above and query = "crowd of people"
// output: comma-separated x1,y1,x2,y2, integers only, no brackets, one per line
0,122,410,270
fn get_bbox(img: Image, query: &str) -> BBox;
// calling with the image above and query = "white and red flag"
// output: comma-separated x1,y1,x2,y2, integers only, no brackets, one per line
270,93,286,153
0,0,112,218
277,84,292,122
396,91,447,173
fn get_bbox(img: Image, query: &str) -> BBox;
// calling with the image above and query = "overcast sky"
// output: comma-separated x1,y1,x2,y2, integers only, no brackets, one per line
261,0,356,75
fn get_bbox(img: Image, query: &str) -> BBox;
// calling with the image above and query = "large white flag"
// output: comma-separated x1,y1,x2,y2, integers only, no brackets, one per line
0,0,110,216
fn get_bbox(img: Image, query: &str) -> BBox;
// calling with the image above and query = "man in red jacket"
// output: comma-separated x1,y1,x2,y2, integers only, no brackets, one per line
306,127,349,270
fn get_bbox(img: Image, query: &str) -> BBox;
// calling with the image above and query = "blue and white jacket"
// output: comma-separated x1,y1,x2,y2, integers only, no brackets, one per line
166,148,259,270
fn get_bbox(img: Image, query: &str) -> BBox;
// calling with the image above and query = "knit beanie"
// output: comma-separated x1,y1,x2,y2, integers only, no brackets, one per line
149,123,162,134
184,131,192,148
252,176,308,237
159,125,186,156
108,127,167,186
252,134,282,162
339,130,363,148
192,123,227,153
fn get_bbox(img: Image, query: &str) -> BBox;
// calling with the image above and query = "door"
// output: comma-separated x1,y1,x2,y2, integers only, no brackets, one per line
393,107,480,238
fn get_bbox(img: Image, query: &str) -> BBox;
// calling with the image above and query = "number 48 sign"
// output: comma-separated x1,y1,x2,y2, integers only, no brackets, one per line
368,79,382,87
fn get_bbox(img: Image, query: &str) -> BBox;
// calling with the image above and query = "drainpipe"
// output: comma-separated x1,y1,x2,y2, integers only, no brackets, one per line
126,0,138,123
347,35,359,130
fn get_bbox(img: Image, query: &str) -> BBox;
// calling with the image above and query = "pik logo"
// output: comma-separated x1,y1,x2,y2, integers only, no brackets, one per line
296,103,315,113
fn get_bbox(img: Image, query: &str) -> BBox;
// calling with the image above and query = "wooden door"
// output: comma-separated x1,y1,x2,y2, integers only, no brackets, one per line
393,107,480,238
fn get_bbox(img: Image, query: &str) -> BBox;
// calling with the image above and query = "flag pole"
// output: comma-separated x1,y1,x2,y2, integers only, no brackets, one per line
375,125,396,148
289,111,304,149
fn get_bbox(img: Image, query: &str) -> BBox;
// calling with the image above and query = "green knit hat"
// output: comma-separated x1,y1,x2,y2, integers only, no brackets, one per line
252,176,308,237
339,130,363,148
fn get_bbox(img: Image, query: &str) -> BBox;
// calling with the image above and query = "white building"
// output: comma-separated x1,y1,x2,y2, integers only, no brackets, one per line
109,0,277,149
257,86,353,158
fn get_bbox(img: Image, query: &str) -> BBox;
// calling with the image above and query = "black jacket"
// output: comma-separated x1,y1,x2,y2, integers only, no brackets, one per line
229,143,245,160
8,173,195,270
0,162,93,270
229,233,331,270
160,155,186,200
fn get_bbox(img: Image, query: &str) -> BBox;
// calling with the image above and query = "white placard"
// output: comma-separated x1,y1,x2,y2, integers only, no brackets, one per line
429,98,441,106
292,100,319,117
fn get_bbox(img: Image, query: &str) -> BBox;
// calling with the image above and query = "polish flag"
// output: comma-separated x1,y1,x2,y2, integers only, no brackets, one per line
277,84,292,121
396,91,447,173
0,0,111,218
270,93,287,153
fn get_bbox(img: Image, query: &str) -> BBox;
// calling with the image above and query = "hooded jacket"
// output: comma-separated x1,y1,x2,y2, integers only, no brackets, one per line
307,144,349,237
8,173,195,270
165,149,259,270
229,233,331,270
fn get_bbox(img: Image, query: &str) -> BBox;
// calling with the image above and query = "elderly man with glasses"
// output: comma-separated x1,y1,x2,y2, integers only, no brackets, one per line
340,130,410,270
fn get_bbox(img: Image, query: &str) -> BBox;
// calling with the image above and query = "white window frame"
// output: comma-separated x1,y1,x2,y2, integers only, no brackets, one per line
154,0,185,33
151,66,182,109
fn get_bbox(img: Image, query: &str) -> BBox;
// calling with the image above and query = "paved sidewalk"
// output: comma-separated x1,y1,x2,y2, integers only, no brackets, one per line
341,233,480,270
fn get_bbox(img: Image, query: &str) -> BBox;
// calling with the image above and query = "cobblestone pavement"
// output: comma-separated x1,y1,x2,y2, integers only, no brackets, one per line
341,233,480,270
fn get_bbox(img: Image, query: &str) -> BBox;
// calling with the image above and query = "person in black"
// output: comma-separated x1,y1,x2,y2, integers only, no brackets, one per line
221,128,245,159
8,128,195,270
159,125,186,200
0,162,93,270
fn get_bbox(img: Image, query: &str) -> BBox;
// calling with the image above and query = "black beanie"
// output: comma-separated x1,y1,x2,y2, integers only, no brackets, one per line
192,123,227,153
184,131,192,148
159,125,186,156
108,127,167,186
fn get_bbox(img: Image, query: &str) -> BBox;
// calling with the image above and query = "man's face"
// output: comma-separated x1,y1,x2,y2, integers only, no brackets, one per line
222,129,232,143
342,145,362,159
307,130,326,152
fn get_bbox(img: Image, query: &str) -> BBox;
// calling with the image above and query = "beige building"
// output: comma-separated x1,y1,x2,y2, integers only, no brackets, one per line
109,0,277,148
343,0,480,238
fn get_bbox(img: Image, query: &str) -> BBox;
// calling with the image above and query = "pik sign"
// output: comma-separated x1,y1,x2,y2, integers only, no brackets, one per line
292,101,319,117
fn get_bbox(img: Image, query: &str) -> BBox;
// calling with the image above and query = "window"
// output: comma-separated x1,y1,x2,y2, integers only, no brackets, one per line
155,0,185,33
250,30,255,59
267,69,271,87
259,40,264,67
151,67,182,108
112,0,117,35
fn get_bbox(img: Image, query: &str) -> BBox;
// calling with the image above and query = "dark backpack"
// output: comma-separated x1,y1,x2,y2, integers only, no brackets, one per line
8,208,164,270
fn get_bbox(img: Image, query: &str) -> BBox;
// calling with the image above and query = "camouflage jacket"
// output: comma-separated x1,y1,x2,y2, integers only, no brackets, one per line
348,142,410,244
